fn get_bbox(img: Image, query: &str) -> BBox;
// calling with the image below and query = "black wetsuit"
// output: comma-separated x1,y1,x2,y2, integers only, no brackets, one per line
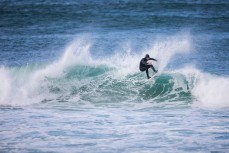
139,57,157,78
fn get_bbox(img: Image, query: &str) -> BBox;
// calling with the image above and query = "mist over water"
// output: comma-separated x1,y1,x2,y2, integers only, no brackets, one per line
0,0,228,152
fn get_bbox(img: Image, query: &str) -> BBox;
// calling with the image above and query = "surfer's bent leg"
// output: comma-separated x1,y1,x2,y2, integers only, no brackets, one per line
150,65,157,73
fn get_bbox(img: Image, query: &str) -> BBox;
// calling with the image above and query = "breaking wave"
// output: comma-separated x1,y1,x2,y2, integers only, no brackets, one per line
0,33,228,108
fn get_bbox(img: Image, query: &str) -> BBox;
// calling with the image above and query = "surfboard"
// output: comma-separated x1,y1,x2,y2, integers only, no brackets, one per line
148,72,158,80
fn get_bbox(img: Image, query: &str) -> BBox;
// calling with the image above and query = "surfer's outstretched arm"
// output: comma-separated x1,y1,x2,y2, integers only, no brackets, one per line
149,58,157,61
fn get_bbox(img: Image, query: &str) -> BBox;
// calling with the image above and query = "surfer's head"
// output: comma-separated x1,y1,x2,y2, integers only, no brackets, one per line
145,54,150,59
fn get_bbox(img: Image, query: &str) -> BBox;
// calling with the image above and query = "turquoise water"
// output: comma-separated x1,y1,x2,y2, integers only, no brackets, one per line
0,0,229,152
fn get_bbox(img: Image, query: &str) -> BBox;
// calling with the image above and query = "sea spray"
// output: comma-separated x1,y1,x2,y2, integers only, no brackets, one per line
100,32,192,77
151,32,192,73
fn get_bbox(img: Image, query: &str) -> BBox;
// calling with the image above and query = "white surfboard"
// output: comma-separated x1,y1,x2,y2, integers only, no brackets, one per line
148,72,158,80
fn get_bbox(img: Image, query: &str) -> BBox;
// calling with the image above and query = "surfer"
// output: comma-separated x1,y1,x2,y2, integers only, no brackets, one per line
139,54,158,79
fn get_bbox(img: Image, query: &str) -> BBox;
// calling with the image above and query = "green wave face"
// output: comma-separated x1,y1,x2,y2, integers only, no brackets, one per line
41,65,193,106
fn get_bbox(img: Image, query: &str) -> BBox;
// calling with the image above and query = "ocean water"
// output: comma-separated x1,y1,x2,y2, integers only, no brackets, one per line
0,0,229,152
